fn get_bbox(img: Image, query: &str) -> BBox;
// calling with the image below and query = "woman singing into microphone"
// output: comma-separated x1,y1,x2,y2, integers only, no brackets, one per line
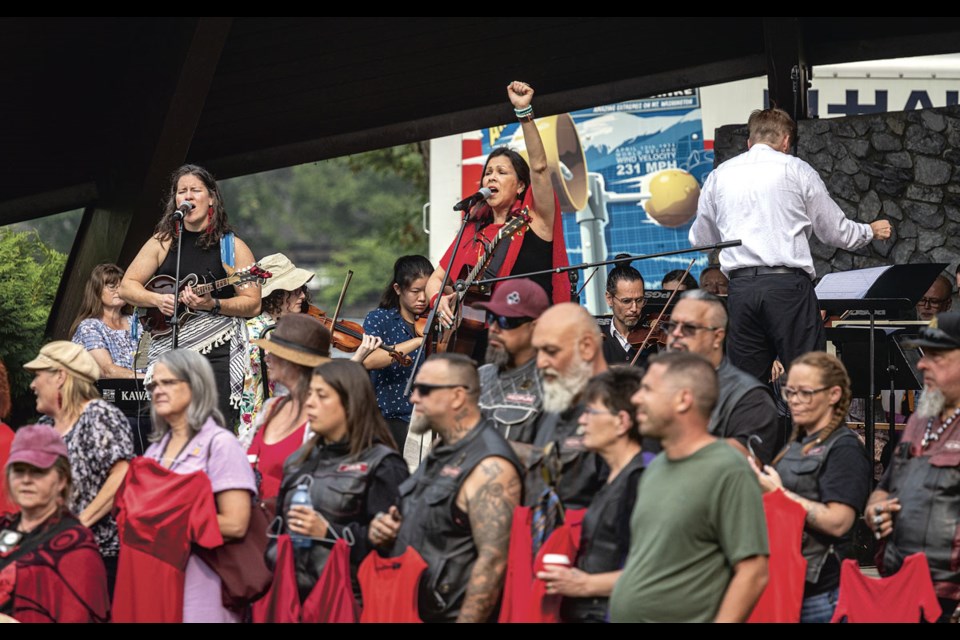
426,81,571,337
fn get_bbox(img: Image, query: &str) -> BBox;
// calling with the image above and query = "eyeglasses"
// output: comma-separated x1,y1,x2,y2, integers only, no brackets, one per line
145,378,186,393
781,386,831,403
486,312,533,331
661,320,721,337
105,282,121,291
581,406,618,418
918,296,950,307
411,383,469,397
612,296,645,308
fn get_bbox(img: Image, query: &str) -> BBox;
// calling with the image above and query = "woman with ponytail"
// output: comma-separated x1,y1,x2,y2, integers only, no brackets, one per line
751,351,871,622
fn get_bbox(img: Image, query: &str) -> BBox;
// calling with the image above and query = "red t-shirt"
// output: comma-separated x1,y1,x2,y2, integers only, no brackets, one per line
500,506,535,623
358,546,427,623
748,489,807,623
112,457,223,623
832,553,942,623
252,534,301,623
500,506,586,623
530,509,585,623
248,421,307,501
302,538,358,623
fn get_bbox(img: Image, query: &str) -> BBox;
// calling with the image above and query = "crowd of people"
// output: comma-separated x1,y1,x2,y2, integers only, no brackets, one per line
1,80,958,624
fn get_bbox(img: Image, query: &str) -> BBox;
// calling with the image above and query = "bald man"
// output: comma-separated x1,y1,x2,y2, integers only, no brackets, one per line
523,303,610,510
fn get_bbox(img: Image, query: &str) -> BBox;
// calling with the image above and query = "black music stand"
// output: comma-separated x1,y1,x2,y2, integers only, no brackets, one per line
818,263,945,486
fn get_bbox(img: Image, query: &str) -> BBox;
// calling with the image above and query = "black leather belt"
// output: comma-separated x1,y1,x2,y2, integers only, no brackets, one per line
728,266,807,279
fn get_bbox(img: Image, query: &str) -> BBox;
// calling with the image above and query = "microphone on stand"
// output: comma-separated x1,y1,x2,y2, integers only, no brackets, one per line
453,187,493,212
172,201,195,220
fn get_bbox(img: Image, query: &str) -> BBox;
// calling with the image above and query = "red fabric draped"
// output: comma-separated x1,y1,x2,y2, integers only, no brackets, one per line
112,457,222,623
302,538,358,623
0,510,109,623
251,534,301,623
748,489,807,623
440,189,571,304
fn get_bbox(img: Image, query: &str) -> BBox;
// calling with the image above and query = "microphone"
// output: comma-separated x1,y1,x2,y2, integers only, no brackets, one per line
172,201,195,220
453,187,493,212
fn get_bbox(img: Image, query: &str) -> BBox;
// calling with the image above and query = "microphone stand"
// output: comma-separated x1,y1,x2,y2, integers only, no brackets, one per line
470,240,743,290
403,207,477,397
170,211,185,349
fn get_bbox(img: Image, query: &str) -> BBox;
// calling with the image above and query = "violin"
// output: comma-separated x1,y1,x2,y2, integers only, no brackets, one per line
628,258,696,367
627,312,670,350
305,304,413,366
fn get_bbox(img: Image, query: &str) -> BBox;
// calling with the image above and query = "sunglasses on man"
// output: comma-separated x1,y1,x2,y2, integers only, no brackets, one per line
486,312,533,331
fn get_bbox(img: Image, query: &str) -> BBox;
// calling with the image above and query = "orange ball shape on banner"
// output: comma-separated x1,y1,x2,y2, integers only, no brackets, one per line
643,169,701,228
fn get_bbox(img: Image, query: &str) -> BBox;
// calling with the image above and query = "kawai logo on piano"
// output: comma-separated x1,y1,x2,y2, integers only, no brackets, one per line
120,390,151,402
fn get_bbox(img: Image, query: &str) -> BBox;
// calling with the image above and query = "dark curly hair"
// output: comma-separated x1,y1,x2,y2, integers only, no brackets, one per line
153,164,232,249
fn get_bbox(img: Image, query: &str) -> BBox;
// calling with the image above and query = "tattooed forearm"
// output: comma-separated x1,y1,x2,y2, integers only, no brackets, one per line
458,461,520,623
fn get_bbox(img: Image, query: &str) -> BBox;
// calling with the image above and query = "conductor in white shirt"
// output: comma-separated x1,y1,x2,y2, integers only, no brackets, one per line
689,107,893,382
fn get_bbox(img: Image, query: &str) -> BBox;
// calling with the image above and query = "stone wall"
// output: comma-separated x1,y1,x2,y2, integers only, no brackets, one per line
712,105,960,281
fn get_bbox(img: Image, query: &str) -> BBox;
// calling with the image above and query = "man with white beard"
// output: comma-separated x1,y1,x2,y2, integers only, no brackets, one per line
523,303,610,510
866,311,960,622
370,353,522,622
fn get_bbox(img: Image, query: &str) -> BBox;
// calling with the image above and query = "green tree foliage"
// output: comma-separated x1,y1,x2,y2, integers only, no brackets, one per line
0,228,67,407
10,208,83,254
221,143,429,316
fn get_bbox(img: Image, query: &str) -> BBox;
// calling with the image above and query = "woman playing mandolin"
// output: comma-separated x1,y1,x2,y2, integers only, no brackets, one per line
120,164,261,426
427,81,570,342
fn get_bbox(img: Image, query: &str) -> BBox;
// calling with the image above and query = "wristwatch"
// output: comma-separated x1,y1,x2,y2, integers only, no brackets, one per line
211,298,222,315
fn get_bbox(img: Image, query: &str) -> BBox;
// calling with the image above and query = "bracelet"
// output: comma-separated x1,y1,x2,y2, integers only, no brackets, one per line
515,106,534,122
211,298,222,315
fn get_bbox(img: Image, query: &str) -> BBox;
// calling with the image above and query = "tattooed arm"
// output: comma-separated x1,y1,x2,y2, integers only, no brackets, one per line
455,456,521,623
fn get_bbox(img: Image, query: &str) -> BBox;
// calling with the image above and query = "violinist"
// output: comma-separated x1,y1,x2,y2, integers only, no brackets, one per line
600,259,658,367
665,290,780,464
427,81,570,339
362,255,432,450
239,252,315,442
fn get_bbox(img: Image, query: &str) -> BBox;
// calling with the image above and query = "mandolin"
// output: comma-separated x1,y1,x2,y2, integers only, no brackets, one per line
137,263,272,337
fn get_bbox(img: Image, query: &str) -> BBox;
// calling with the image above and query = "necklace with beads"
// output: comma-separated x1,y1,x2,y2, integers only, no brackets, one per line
921,406,960,449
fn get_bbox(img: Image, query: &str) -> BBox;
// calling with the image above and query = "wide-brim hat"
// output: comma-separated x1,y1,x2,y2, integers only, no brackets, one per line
23,340,100,383
903,311,960,350
252,314,331,367
258,253,315,298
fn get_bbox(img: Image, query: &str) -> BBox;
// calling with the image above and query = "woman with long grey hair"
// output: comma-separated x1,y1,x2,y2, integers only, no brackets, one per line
113,349,257,622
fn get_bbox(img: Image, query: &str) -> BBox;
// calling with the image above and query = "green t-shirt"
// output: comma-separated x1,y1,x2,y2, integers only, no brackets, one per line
609,440,768,622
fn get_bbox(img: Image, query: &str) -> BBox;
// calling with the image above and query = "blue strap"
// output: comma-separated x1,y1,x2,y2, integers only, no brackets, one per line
220,232,235,268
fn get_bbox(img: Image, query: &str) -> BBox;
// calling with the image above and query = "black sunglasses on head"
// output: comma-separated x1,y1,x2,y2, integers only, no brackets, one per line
486,312,533,330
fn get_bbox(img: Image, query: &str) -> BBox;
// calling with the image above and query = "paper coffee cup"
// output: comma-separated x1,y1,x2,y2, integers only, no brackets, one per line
542,553,571,568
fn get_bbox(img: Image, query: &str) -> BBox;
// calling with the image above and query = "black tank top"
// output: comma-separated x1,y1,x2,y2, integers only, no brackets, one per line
157,230,234,299
509,228,553,300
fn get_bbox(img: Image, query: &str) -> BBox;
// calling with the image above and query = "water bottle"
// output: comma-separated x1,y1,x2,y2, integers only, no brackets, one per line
289,482,313,549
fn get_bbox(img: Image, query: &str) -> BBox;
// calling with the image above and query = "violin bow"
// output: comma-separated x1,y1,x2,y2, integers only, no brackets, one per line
331,270,353,329
629,258,696,367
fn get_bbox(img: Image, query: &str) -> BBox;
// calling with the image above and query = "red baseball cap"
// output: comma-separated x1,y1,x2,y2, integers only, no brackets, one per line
5,424,69,471
472,278,550,319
